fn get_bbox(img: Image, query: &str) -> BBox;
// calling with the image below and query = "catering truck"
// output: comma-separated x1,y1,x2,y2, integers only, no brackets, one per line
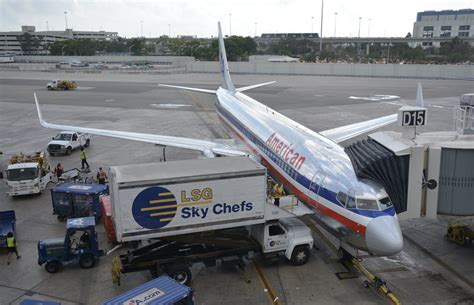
4,152,52,196
108,156,314,285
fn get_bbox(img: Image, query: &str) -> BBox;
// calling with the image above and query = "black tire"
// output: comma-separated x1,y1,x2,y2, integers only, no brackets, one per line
49,152,55,156
79,253,96,269
363,280,370,288
290,245,310,266
45,260,61,273
167,265,192,285
337,247,352,261
84,139,90,148
47,86,52,91
66,147,72,155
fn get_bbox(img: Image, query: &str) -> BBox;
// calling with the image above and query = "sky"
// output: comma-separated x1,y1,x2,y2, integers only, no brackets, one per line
1,0,473,38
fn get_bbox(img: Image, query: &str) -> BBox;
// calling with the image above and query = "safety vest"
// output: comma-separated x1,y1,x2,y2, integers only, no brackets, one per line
80,151,86,160
7,236,15,248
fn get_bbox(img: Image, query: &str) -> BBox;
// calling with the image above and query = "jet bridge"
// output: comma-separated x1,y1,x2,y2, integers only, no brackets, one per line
345,94,474,219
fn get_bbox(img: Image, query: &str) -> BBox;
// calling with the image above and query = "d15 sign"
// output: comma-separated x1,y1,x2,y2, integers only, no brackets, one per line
397,106,427,127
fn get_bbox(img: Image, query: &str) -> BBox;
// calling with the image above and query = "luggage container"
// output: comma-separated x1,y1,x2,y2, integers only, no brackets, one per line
51,183,108,221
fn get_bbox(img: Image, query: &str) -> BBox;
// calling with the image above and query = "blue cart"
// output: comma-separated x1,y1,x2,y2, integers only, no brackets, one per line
103,275,194,305
51,183,108,222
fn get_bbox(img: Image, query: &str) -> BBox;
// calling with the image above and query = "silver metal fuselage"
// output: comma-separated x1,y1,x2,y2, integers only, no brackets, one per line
214,88,403,256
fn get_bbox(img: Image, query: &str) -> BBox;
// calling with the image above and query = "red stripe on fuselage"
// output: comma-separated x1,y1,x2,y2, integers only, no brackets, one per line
216,108,367,235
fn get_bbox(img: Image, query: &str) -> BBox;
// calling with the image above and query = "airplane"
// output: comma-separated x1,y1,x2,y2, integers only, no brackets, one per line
34,22,407,258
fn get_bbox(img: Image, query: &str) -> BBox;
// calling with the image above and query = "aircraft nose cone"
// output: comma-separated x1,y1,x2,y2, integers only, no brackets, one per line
366,216,403,256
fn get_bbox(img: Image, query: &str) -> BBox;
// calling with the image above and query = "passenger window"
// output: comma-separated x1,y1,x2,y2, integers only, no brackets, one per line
269,224,285,236
72,134,78,141
347,196,356,209
336,192,347,206
357,199,379,210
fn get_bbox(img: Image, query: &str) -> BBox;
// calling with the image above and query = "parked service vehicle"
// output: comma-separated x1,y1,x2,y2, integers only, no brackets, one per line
107,157,314,285
46,79,77,90
37,216,102,273
0,210,16,248
4,152,52,196
103,275,194,305
51,183,108,222
47,131,91,155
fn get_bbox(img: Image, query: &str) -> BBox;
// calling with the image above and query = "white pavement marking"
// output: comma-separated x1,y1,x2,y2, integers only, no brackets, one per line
431,105,444,109
349,95,400,101
105,99,115,102
150,103,191,109
76,87,95,90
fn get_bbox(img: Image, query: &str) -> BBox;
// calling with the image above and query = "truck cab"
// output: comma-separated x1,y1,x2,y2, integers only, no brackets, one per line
250,218,314,265
38,216,102,273
6,162,52,196
47,131,90,155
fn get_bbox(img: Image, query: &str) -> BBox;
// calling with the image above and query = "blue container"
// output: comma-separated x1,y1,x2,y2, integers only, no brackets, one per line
103,275,194,305
20,299,61,305
51,183,108,221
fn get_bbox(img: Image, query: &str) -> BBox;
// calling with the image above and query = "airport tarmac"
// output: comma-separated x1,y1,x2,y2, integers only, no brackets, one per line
0,71,473,305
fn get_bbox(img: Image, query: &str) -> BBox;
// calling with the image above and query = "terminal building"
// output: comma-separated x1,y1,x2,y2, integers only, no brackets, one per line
412,9,474,47
0,25,118,55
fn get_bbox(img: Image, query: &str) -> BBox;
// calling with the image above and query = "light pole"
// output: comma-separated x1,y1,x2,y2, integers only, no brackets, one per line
141,20,143,37
64,12,68,29
357,17,362,57
333,12,337,37
311,16,314,33
229,14,232,36
46,21,49,31
368,18,371,37
319,0,324,52
168,24,171,37
254,22,257,37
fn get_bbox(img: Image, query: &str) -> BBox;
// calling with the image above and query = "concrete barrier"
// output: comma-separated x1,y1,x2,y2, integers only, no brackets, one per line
188,61,474,80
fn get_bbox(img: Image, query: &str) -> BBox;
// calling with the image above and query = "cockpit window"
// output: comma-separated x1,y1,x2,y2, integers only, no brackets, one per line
347,196,356,208
356,198,379,210
379,197,393,209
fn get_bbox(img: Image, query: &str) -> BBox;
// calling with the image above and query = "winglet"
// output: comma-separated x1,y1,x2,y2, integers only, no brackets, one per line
34,92,47,127
218,22,235,92
416,83,424,107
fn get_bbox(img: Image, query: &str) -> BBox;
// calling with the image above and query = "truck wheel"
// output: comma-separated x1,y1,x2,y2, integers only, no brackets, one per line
45,260,61,273
167,265,192,285
79,254,96,269
290,246,310,266
66,147,72,155
337,247,352,262
84,139,90,147
47,86,52,91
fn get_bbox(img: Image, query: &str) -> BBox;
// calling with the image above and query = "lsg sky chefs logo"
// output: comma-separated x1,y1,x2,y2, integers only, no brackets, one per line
132,186,253,229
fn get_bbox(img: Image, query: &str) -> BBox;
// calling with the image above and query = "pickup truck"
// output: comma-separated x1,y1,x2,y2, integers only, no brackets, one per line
47,131,91,155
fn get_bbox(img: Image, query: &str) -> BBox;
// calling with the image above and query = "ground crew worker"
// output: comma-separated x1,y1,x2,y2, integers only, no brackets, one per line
6,232,20,265
97,167,108,185
272,182,285,207
80,147,90,169
54,163,64,181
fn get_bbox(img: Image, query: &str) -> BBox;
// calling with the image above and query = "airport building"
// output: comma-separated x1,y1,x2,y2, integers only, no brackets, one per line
412,9,474,47
0,25,118,55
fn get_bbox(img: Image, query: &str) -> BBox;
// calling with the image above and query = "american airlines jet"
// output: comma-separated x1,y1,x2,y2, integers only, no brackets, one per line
34,22,405,257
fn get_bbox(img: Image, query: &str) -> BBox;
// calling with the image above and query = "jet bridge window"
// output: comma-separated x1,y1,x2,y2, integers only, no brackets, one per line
357,198,379,210
336,192,347,206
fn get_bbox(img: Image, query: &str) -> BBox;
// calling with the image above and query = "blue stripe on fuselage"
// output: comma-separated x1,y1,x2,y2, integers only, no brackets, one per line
216,100,395,219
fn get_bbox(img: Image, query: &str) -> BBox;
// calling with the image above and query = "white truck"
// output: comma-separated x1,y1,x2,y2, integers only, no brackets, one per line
4,152,52,196
47,131,91,155
108,156,314,285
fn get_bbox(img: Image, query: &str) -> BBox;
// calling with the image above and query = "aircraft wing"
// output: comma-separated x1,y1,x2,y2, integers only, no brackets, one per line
320,114,398,143
34,93,248,158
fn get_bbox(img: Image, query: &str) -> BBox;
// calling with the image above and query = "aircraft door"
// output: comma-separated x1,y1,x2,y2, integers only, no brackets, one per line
308,171,326,205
